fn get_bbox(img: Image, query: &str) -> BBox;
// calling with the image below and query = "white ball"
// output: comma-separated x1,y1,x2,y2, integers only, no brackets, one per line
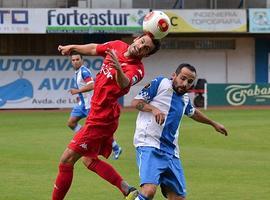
143,10,171,39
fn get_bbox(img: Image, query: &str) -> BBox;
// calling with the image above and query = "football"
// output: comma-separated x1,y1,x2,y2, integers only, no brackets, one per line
143,10,171,39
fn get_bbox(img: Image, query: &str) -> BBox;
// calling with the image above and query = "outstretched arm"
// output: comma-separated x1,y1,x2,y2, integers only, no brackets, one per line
58,44,98,56
191,109,228,136
131,99,165,125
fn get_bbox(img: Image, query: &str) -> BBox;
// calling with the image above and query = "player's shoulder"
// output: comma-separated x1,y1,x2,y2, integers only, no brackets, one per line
79,65,90,72
80,65,92,75
98,40,124,48
147,76,168,90
110,40,128,47
124,61,144,75
153,75,169,84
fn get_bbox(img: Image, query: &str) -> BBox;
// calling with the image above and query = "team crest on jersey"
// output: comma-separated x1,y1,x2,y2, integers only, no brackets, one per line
132,75,139,85
168,88,174,93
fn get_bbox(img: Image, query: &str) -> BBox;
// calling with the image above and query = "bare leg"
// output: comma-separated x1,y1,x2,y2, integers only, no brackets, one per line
163,186,186,200
67,116,82,132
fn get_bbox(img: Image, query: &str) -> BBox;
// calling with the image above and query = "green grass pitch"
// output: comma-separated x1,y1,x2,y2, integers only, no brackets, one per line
0,109,269,200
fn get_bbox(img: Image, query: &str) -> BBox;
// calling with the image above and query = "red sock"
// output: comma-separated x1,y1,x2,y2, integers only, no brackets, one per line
52,163,74,200
87,159,125,195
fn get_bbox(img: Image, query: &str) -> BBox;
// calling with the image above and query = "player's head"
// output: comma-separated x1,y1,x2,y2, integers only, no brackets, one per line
127,34,161,58
70,51,84,70
172,63,197,95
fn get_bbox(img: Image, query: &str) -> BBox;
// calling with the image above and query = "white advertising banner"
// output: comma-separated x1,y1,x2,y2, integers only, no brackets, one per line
165,9,247,32
0,56,103,109
0,8,148,34
46,9,148,33
0,8,46,33
0,8,247,34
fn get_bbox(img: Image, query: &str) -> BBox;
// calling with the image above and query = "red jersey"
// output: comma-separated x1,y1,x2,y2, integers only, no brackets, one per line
86,40,145,126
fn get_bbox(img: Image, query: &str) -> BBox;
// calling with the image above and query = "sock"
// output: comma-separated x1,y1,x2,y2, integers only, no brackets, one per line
112,140,119,150
136,193,150,200
52,163,74,200
73,124,82,133
87,159,126,195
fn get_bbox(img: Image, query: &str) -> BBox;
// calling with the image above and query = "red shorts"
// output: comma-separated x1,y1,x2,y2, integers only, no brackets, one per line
68,122,118,158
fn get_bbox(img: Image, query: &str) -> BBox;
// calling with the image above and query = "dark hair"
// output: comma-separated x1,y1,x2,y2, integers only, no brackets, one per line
175,63,197,75
148,38,161,56
137,34,161,56
70,51,83,59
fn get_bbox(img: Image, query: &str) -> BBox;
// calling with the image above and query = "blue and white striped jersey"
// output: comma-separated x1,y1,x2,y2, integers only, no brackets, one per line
74,65,94,110
133,76,195,158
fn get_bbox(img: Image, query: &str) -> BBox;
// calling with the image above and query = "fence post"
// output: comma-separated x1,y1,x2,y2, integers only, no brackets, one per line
204,82,208,110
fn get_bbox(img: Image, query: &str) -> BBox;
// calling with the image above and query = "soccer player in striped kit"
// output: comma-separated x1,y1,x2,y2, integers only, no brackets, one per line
131,63,228,200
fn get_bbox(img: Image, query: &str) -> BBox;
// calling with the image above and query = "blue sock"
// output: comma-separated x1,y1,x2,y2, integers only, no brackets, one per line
135,193,150,200
112,140,119,151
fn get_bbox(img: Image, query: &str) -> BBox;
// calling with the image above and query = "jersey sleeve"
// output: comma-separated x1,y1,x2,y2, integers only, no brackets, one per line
96,41,112,57
124,63,144,87
134,76,164,103
184,98,195,117
81,67,94,84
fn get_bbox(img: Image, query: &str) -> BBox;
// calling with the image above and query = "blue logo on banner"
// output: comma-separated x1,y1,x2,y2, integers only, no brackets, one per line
0,78,33,107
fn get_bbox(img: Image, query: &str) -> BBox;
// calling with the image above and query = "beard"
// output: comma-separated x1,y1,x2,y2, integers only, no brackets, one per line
172,79,189,95
172,84,187,95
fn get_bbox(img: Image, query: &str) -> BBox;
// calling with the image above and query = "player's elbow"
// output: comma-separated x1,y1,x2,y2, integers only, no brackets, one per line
131,99,144,108
131,99,139,108
117,77,130,89
119,82,129,89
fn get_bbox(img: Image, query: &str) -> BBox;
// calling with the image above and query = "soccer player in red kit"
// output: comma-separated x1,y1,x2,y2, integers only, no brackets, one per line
52,34,161,200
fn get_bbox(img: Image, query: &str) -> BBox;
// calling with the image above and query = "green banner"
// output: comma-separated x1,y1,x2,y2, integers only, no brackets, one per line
208,84,270,106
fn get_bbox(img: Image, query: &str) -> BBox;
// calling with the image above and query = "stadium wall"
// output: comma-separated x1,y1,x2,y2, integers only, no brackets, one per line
0,36,259,108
